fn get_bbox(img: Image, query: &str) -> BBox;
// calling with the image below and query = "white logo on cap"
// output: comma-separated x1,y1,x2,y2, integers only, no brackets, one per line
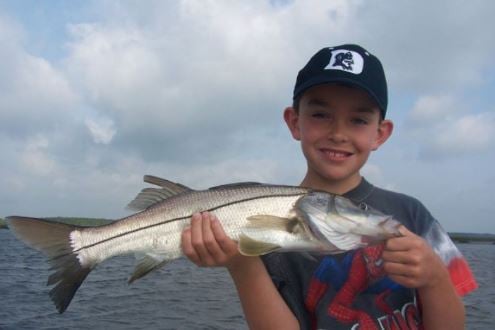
325,49,364,74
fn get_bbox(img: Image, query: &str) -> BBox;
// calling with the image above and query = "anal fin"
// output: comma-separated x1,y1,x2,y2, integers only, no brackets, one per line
238,234,281,256
128,255,170,284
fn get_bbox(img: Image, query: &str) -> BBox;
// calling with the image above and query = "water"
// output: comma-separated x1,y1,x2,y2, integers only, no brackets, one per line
0,230,246,330
0,230,493,329
459,243,495,328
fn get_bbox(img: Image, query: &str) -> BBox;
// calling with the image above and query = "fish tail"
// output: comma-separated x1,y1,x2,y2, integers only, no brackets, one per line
6,216,93,313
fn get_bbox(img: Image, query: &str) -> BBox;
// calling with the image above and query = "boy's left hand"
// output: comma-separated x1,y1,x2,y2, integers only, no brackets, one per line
382,226,450,289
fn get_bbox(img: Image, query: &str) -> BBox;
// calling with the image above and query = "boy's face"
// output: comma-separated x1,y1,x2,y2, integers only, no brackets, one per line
284,84,393,192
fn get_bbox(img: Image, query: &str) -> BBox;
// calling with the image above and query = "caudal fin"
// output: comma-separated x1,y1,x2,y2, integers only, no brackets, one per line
6,216,93,313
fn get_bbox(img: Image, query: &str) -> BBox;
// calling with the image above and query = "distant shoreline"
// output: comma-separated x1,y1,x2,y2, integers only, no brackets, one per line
1,217,494,244
448,232,495,244
0,217,113,229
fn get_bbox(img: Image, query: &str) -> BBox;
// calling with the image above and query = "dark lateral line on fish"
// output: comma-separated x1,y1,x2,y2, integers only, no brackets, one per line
53,192,307,260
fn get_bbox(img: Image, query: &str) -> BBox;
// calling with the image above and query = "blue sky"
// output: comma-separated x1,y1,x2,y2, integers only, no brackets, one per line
0,0,494,233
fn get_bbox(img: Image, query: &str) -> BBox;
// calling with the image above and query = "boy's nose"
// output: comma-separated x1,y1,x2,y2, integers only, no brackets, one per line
327,121,348,143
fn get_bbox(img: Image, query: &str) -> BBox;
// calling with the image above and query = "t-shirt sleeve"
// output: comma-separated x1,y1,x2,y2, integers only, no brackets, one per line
420,218,478,296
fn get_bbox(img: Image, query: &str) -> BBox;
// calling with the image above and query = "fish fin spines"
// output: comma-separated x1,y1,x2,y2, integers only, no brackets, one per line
6,216,92,313
127,188,178,211
127,176,194,211
143,175,192,192
128,255,170,284
238,234,281,256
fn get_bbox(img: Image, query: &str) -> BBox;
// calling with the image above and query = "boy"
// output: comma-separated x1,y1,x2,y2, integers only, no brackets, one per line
181,44,477,329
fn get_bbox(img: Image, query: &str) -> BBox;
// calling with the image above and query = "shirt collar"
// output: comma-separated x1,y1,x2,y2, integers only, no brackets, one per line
343,177,374,203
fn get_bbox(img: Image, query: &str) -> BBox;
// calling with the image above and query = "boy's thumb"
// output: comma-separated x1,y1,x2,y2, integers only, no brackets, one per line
398,225,414,237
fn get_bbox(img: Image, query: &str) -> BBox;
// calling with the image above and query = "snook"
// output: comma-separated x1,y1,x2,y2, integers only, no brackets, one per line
6,175,401,313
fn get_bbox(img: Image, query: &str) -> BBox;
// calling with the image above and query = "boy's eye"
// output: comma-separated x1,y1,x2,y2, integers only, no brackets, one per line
311,112,329,119
351,117,369,125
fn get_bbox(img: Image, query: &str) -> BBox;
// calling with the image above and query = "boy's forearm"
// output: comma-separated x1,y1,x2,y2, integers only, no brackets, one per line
418,271,465,330
227,256,299,330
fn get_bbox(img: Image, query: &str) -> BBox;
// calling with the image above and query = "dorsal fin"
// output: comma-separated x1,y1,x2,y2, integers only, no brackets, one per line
143,175,192,192
127,175,193,211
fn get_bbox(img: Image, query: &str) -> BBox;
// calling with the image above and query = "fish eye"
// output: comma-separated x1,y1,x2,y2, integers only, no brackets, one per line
358,202,368,211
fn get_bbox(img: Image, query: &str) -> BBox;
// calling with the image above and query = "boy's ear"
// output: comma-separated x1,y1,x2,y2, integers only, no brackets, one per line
372,119,394,150
284,107,301,141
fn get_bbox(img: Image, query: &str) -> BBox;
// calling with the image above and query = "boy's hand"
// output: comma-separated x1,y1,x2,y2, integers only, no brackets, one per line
382,226,450,289
181,211,242,268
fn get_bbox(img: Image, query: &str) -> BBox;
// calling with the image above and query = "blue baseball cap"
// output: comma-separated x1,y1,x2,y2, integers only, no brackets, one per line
293,44,388,118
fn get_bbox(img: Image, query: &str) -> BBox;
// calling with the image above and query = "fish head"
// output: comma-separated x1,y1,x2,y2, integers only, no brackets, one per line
332,195,402,240
295,192,402,251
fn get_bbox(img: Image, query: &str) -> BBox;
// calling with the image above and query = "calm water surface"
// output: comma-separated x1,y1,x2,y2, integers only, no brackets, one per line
0,230,493,329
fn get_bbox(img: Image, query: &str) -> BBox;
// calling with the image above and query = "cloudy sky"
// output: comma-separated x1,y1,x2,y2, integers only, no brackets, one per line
0,0,493,233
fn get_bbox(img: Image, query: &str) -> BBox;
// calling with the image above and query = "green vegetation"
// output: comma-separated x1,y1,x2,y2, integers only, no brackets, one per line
0,217,112,229
449,232,495,244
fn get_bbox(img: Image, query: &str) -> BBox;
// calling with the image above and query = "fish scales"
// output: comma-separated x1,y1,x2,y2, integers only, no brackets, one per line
75,188,307,265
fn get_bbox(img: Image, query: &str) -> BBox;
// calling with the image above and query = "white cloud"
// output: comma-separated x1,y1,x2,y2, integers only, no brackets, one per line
405,94,495,158
352,1,495,92
20,135,57,176
60,0,357,160
65,23,163,110
408,95,460,122
433,113,495,153
85,116,116,144
0,15,78,138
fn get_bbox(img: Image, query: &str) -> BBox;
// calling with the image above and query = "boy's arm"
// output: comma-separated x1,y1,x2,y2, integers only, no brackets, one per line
181,212,299,330
382,226,465,330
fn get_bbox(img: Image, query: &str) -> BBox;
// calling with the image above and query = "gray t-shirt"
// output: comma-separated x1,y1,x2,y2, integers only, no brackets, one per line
262,178,477,329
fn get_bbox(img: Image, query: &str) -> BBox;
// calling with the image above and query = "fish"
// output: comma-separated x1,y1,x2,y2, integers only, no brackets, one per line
6,175,401,313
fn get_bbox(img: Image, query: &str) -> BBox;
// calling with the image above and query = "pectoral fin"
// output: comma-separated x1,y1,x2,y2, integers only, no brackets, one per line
246,215,295,231
238,234,281,256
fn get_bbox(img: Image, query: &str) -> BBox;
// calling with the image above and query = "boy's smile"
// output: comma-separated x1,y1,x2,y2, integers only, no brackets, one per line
320,148,353,161
285,84,393,194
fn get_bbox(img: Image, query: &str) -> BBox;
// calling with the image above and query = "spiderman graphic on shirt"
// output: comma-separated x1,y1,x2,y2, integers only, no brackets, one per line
304,244,422,329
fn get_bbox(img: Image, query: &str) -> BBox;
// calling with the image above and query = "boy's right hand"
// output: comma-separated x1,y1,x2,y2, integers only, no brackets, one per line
182,213,299,330
181,211,242,268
